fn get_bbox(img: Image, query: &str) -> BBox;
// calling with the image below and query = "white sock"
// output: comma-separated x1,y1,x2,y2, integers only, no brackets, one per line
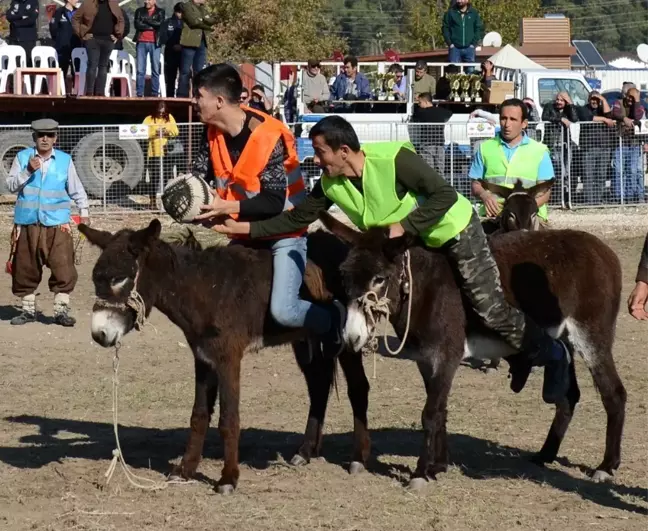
21,294,36,313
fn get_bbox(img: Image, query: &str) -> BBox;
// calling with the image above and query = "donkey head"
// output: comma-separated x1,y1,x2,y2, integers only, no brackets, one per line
480,179,554,232
78,219,162,348
319,212,415,352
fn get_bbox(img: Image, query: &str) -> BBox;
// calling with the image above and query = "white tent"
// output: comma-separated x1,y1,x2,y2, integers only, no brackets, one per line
488,44,546,70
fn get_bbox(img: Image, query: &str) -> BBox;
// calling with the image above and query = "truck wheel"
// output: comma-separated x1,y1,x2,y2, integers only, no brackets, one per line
0,130,34,195
72,131,144,199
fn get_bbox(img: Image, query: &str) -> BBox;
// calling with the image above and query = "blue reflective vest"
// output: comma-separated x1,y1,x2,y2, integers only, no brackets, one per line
14,148,72,226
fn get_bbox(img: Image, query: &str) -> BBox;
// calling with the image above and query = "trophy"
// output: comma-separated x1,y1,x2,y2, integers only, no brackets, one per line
448,74,461,102
470,74,482,103
461,74,472,102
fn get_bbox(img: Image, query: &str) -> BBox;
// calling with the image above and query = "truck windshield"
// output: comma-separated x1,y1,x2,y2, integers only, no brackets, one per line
537,78,591,107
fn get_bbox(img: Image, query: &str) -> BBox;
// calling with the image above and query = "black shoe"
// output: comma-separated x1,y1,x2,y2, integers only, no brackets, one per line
505,353,533,393
10,311,35,326
321,301,347,359
542,340,571,404
54,307,76,327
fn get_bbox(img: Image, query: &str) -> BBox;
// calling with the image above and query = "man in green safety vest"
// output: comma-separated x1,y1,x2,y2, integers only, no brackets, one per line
470,98,554,224
201,114,571,404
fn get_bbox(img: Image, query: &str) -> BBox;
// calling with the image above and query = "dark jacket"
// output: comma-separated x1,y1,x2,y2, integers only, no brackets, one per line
542,103,579,151
6,0,39,43
134,5,165,46
180,1,215,48
49,6,82,51
161,15,182,50
113,8,129,50
442,4,484,48
72,0,125,40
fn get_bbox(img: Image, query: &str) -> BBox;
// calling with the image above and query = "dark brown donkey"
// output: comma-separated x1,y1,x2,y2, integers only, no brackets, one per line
79,220,370,494
318,211,626,489
480,178,555,235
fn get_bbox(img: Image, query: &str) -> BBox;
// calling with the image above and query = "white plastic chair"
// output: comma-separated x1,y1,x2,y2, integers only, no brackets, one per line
105,50,134,96
71,47,87,95
31,45,66,95
0,45,32,94
144,52,165,97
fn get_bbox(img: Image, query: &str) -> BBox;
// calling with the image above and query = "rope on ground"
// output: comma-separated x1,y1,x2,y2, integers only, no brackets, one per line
359,250,414,379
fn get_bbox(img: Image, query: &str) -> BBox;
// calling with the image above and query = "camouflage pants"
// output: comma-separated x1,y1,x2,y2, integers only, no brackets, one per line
445,211,527,350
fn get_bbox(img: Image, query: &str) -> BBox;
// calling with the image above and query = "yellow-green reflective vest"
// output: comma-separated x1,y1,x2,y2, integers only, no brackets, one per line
321,141,473,248
478,137,550,221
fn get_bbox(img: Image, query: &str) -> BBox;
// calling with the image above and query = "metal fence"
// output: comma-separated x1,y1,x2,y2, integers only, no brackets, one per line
0,121,646,215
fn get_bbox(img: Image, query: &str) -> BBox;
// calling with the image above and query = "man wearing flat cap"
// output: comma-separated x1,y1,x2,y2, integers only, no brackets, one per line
5,119,90,326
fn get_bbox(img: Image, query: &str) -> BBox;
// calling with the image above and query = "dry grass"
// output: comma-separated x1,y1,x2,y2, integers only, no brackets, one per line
0,210,646,531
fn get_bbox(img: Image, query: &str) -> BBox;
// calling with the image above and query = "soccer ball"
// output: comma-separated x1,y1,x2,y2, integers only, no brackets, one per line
162,174,212,223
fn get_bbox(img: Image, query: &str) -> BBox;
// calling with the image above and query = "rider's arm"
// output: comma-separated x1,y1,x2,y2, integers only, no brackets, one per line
394,148,458,235
250,180,333,238
637,233,648,284
468,147,490,201
536,150,554,208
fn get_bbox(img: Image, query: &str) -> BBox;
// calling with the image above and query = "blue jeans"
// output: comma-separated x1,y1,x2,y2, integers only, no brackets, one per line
448,45,476,72
612,145,644,202
136,42,161,97
176,39,206,98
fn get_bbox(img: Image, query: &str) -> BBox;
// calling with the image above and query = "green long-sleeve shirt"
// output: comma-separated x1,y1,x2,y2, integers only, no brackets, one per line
250,147,459,239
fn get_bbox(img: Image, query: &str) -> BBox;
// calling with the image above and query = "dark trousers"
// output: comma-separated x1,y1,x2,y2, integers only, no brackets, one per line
12,224,78,298
583,148,612,204
85,37,115,96
57,46,74,78
176,40,206,97
146,156,172,197
164,51,181,98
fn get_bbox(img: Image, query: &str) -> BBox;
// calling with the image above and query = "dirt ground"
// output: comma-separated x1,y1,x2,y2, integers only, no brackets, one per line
0,209,646,531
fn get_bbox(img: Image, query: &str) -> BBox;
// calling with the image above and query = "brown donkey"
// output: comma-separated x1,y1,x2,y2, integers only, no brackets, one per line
79,220,371,494
318,211,626,489
480,178,555,235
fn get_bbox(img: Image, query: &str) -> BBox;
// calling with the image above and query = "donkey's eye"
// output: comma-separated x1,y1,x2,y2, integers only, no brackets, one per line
508,212,517,221
110,277,129,289
373,275,386,285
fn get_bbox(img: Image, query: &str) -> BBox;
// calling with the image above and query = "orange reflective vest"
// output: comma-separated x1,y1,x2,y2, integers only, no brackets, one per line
208,107,307,240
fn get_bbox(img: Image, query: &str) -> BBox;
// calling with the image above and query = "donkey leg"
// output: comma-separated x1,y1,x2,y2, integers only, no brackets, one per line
292,339,335,466
170,358,219,480
409,355,456,491
214,352,242,494
533,354,580,465
338,348,371,474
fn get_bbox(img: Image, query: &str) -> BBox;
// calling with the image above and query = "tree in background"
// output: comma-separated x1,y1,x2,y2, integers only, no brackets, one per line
404,0,542,52
205,0,346,62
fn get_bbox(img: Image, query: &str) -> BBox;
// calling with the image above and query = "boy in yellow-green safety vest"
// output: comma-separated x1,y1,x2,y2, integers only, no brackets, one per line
470,98,554,223
209,114,571,405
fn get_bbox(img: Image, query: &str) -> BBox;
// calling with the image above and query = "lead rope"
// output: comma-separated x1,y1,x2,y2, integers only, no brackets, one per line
104,282,186,490
359,250,414,379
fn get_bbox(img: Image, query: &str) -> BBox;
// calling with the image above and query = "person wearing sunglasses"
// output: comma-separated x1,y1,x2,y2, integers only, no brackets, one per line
5,119,90,327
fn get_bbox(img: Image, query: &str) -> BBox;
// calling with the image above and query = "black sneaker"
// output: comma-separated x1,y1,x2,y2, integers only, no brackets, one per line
542,339,571,404
10,311,35,326
54,306,76,327
321,301,347,359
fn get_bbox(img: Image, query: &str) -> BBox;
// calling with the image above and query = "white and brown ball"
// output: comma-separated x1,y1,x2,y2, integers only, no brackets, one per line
162,174,212,223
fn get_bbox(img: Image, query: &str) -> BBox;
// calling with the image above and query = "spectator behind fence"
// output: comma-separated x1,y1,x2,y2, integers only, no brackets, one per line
72,0,125,96
302,58,330,113
5,0,38,67
442,0,483,69
176,0,216,98
413,60,436,103
409,92,452,175
248,85,273,115
386,63,407,101
331,55,371,102
49,0,82,92
134,0,165,97
162,2,183,98
239,87,249,105
435,64,457,100
611,87,645,203
575,91,616,205
541,92,578,199
143,101,179,208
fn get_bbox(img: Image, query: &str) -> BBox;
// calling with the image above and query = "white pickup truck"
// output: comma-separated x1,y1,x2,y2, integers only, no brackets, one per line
272,61,593,170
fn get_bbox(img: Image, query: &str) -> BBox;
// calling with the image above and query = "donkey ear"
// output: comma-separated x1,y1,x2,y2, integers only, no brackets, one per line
129,219,162,254
529,178,555,198
480,179,512,199
79,224,113,249
383,232,417,263
319,210,361,245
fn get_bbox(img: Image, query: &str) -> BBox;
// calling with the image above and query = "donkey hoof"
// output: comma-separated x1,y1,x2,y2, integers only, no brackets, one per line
217,483,235,495
290,454,308,467
349,461,365,475
407,477,428,492
592,470,614,483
